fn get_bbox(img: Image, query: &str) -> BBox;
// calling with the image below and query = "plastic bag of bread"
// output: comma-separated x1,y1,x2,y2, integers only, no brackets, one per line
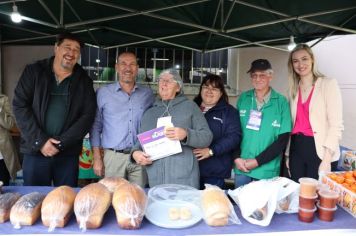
228,177,296,226
10,192,45,229
201,184,241,226
41,186,76,232
275,179,299,214
74,183,111,231
99,177,129,193
112,183,147,229
0,192,21,223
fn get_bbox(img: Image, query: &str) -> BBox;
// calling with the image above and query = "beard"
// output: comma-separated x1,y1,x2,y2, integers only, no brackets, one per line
60,59,75,71
121,78,133,83
120,73,135,84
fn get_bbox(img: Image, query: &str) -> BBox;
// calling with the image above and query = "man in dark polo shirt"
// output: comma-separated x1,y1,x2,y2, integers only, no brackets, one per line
12,32,97,187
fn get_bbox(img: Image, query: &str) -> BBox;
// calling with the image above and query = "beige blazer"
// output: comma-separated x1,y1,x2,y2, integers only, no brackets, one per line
0,94,21,179
289,77,344,162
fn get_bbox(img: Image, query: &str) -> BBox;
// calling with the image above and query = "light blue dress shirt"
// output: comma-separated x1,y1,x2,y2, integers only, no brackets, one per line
90,82,155,150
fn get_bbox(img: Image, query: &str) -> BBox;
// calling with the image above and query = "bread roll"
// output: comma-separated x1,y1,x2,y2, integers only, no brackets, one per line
180,206,192,220
112,183,147,229
99,177,129,193
0,192,21,223
10,192,45,228
168,207,180,220
74,183,111,231
201,188,231,226
41,186,76,231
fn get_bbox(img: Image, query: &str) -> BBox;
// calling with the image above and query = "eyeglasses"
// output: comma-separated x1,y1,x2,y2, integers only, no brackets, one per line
251,73,270,80
202,85,220,93
158,79,177,85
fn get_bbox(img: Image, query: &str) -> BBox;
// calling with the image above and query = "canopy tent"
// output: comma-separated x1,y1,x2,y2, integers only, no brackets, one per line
0,0,356,52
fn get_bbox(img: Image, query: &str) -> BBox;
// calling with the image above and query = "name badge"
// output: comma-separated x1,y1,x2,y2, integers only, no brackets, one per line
246,110,262,131
157,116,173,128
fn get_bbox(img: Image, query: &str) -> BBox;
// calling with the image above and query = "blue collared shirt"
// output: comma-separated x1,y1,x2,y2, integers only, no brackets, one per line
90,82,154,150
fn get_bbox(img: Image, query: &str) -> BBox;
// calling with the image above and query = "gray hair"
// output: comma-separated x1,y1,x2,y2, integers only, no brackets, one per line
265,69,274,75
158,69,183,89
249,69,274,75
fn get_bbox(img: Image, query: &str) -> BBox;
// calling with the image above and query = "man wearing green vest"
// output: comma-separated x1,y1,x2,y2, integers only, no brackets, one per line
234,59,291,187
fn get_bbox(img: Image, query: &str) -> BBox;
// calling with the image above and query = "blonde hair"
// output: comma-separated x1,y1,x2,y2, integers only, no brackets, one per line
287,44,324,99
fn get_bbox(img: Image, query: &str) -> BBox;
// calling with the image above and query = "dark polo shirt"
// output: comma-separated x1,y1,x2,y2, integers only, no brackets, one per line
44,75,73,136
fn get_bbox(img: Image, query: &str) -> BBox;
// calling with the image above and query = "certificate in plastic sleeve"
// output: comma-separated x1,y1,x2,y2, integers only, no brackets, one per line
137,126,182,161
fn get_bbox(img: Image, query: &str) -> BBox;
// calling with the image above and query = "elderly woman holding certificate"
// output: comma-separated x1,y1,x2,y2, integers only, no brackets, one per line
132,69,213,188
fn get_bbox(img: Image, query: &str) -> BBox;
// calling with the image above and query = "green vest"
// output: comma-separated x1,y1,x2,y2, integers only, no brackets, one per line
235,89,292,179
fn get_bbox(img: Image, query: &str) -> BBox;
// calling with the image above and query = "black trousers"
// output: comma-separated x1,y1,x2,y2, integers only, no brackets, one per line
289,134,338,182
0,159,10,185
23,154,79,187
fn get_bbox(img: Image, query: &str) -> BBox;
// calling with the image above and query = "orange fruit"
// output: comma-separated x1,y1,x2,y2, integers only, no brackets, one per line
345,177,355,185
353,170,356,178
351,184,356,193
345,171,354,179
350,184,356,193
336,175,345,184
328,173,338,181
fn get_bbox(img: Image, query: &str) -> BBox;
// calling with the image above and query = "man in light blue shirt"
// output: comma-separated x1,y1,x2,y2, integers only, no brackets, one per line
90,52,155,187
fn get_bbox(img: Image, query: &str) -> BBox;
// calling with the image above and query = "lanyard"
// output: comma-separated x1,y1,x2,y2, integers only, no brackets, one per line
161,100,172,117
251,95,265,112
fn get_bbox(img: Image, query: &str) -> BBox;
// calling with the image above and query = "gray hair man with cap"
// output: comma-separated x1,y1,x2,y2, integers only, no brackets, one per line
233,59,292,187
131,69,213,188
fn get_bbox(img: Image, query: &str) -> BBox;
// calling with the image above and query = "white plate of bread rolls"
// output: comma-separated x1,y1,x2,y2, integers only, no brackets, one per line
145,199,202,229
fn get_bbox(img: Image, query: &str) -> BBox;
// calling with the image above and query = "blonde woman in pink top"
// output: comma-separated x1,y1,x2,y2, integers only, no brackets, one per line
286,44,343,182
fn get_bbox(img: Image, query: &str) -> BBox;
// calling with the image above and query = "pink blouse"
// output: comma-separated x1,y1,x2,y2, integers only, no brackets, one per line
291,86,315,136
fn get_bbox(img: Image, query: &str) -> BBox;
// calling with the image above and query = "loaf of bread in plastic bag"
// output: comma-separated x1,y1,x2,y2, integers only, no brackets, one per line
99,177,129,193
74,183,111,231
10,192,45,228
112,183,147,229
0,192,21,223
41,186,76,231
201,187,231,226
